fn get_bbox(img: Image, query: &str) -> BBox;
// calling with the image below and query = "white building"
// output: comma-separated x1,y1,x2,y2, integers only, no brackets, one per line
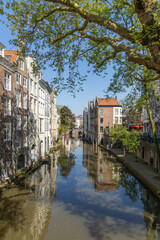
26,55,39,163
38,74,51,157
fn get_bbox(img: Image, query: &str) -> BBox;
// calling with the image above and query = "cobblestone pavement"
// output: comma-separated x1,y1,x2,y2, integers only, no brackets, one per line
100,146,160,200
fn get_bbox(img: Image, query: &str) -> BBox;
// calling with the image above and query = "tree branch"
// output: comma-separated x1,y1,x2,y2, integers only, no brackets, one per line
81,32,155,71
33,6,75,30
50,20,89,44
98,51,117,68
45,0,138,43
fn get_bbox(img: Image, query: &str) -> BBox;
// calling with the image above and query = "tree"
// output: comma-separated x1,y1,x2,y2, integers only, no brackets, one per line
2,0,160,93
58,106,75,136
109,125,140,155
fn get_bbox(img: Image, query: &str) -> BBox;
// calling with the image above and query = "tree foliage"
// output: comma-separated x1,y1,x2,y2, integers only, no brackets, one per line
2,0,160,92
109,125,140,154
58,106,75,136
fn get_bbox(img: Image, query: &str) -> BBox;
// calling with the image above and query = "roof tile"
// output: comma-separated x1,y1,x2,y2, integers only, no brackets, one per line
97,98,121,106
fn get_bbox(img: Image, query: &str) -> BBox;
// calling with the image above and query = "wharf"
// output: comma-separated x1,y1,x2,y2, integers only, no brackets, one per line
100,145,160,200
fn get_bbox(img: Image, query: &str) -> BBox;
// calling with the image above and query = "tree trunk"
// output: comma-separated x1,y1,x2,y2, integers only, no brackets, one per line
123,147,125,156
144,83,160,172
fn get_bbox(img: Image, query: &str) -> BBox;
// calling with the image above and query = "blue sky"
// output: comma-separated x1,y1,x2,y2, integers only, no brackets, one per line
0,19,127,115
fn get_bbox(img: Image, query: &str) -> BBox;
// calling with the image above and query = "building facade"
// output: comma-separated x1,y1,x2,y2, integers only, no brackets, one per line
83,97,122,144
0,42,57,183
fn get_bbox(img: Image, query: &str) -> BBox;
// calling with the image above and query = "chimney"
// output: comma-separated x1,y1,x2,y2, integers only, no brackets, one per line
115,96,117,99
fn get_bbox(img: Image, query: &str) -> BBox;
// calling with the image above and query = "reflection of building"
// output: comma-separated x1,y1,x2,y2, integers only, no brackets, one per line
1,164,52,240
63,136,82,153
83,143,121,191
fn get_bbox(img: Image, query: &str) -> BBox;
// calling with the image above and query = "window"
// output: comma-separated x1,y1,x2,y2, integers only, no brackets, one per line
16,137,20,148
30,79,33,94
23,77,27,87
16,115,21,130
4,123,11,140
20,60,24,70
23,93,27,109
115,108,119,115
34,82,37,95
16,89,21,108
40,118,43,132
4,98,11,115
100,118,103,124
115,117,118,124
34,99,37,113
16,73,21,84
4,72,11,91
100,109,104,115
23,137,27,147
23,116,27,130
100,126,103,133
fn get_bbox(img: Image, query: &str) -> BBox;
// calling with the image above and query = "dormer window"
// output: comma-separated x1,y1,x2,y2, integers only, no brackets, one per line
0,42,5,57
20,60,24,70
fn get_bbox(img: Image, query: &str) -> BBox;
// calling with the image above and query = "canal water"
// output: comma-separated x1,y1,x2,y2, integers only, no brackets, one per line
0,138,160,240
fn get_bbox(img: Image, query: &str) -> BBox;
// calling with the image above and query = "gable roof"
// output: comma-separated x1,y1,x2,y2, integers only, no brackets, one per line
0,55,16,72
4,50,18,64
97,98,121,106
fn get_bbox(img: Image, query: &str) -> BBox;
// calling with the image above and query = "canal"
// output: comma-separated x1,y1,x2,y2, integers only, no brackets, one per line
0,138,160,240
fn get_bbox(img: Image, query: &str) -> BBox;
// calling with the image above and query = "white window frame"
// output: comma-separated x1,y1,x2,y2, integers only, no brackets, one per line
115,108,119,115
4,98,11,116
16,89,21,108
4,72,11,91
23,77,27,87
115,117,118,124
4,123,11,140
23,93,27,109
100,109,104,115
16,72,21,84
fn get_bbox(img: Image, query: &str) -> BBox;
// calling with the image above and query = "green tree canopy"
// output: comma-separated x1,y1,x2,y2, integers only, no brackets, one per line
110,125,140,154
58,106,75,136
2,0,160,92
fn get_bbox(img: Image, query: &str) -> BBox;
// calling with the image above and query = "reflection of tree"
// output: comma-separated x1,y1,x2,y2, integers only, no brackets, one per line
58,148,76,177
120,169,140,202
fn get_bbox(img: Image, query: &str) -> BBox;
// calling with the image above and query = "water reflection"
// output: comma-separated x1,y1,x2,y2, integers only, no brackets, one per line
0,140,160,240
0,151,59,240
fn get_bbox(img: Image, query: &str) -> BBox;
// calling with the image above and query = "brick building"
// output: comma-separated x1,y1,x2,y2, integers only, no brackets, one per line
0,43,16,181
83,97,122,144
4,49,29,171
